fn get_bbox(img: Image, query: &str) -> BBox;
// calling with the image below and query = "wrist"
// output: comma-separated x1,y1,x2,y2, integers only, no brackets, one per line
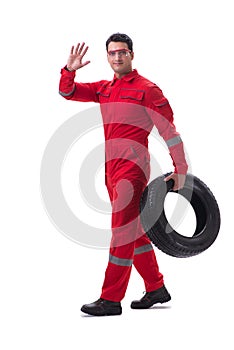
66,65,75,72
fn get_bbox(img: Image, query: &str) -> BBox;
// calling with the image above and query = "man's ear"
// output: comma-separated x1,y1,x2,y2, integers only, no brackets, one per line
131,52,134,60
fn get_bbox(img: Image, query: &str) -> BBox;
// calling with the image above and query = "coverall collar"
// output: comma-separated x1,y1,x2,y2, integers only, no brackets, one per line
111,69,138,86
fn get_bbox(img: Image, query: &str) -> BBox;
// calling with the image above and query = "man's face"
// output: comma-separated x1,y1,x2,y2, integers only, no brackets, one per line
107,41,134,77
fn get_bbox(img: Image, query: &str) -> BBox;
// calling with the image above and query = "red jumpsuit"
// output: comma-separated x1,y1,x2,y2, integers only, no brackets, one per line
59,68,188,302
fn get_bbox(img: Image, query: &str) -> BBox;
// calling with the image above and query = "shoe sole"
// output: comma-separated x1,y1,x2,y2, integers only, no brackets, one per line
81,306,122,316
131,296,171,309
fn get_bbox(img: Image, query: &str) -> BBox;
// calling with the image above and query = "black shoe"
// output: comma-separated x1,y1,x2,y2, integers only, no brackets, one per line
81,298,122,316
131,285,171,309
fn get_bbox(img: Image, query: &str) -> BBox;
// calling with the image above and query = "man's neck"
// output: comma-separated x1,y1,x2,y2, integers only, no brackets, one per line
115,69,132,79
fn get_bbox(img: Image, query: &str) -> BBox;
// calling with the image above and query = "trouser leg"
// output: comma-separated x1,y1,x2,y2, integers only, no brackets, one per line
101,178,143,302
100,237,164,302
101,176,163,301
133,234,164,292
100,242,134,302
101,167,163,301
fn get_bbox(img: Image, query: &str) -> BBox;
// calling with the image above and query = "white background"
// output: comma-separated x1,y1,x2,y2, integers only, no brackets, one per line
1,0,233,349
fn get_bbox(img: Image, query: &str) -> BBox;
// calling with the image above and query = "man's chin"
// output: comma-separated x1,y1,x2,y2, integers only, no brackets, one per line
112,66,128,75
113,65,123,71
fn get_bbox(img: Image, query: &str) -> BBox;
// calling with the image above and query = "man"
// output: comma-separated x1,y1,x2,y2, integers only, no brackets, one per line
59,33,188,316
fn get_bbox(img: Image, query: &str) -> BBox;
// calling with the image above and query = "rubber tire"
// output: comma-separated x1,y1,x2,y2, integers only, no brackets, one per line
140,173,221,258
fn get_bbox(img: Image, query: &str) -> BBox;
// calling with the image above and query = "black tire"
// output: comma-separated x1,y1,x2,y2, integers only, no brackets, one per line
140,173,221,258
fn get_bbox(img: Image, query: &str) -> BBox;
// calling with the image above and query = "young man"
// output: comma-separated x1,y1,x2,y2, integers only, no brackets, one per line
59,33,188,316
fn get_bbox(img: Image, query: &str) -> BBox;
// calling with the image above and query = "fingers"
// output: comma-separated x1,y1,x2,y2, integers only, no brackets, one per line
73,42,89,56
74,43,80,54
81,45,89,57
82,60,91,67
164,175,170,182
164,174,173,182
164,173,186,191
164,174,175,191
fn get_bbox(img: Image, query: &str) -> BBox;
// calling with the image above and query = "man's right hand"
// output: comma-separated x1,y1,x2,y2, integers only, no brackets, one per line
66,42,91,71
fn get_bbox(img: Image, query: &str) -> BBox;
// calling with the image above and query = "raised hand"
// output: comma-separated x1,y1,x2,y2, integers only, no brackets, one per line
67,42,91,71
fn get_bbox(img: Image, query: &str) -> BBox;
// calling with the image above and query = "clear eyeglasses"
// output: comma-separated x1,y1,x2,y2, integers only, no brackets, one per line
107,49,131,58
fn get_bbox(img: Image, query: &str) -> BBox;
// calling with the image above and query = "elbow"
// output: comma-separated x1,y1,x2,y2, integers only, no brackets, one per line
58,85,76,99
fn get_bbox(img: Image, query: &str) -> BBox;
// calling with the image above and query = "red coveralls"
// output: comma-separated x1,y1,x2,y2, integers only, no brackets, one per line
59,68,188,302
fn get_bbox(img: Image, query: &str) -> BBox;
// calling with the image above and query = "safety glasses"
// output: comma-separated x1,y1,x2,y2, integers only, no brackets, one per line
107,49,132,58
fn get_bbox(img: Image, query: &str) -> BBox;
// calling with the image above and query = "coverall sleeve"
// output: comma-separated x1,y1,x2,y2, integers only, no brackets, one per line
146,85,188,175
59,67,100,102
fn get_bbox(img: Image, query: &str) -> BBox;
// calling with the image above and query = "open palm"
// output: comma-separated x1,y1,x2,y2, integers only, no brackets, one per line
67,42,90,71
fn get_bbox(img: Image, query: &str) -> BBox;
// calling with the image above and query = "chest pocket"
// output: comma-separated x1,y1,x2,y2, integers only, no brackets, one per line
120,88,145,102
96,87,111,98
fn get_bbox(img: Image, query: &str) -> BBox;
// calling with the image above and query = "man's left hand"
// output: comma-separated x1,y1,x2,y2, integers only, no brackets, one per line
164,173,186,191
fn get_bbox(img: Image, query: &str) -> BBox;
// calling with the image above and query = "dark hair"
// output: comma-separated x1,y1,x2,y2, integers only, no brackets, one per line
106,33,133,52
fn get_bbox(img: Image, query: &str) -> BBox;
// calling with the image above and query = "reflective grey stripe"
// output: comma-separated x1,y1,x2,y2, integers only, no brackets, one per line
59,85,76,97
109,254,133,267
156,101,168,107
166,135,182,148
134,244,153,255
